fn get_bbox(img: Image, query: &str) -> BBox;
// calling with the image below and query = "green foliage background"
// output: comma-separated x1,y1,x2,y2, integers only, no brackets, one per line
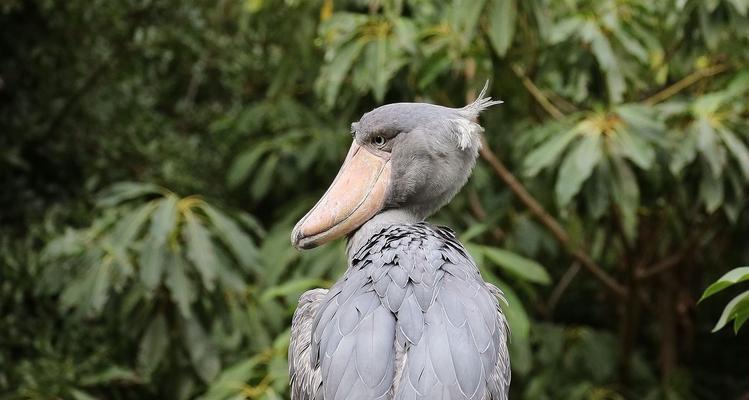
2,0,749,398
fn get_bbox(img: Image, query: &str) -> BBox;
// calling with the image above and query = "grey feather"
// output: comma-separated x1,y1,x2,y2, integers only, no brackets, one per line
290,223,510,400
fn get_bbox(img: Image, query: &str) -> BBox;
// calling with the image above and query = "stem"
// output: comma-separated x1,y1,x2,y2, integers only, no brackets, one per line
510,64,565,120
479,139,627,298
643,64,730,105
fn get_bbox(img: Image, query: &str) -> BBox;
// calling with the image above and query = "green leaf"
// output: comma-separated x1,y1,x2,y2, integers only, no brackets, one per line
451,0,487,43
139,239,167,291
96,182,162,207
717,128,749,179
459,223,489,243
227,145,270,189
482,246,551,285
491,278,531,375
183,212,218,291
69,389,97,400
251,153,279,201
318,39,366,108
581,22,625,103
80,365,139,386
149,195,179,245
699,172,724,213
138,313,169,378
734,305,749,333
487,0,517,57
556,134,602,207
523,128,578,177
712,290,749,332
199,356,262,400
700,267,749,302
183,317,220,382
61,252,115,315
613,128,655,170
165,251,196,318
259,278,328,303
111,202,157,250
695,117,725,178
610,158,639,241
669,129,697,175
202,204,261,273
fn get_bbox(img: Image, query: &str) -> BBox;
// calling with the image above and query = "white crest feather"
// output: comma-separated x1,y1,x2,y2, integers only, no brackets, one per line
459,80,503,120
450,81,501,150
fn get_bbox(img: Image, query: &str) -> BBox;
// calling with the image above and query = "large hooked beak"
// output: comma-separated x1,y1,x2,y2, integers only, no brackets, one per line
291,142,391,250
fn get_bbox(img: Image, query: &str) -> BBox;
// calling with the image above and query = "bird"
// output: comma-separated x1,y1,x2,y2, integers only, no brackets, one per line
288,83,510,400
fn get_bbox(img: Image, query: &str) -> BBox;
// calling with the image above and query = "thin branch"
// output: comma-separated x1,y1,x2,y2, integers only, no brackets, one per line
510,64,565,120
479,138,627,298
643,64,730,105
467,189,506,242
545,262,581,316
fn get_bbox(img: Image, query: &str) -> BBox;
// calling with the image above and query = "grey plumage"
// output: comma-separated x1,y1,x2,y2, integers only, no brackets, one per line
289,84,509,399
290,224,510,400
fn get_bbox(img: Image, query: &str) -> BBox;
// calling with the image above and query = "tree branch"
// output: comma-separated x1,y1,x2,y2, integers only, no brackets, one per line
643,64,730,105
479,138,627,298
510,64,565,120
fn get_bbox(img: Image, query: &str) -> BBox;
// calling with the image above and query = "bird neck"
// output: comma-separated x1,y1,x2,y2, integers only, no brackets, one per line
346,208,421,260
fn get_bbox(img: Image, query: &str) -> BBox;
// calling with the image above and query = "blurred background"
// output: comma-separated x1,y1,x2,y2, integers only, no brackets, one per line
1,0,749,399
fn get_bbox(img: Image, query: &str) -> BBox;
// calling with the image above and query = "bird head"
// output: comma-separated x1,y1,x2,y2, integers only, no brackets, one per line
291,84,501,250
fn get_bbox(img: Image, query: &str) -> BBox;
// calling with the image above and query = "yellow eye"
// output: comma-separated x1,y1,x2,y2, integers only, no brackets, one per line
373,135,386,146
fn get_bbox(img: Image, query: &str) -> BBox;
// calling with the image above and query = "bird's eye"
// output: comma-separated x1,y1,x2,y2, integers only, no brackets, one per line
373,135,386,146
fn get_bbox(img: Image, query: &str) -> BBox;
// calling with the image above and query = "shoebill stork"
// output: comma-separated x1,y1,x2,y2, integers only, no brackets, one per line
289,85,510,400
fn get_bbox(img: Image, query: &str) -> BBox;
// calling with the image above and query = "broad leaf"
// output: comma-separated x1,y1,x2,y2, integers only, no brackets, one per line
138,313,169,377
700,267,749,302
487,0,517,57
202,204,260,272
149,195,179,245
184,212,218,291
556,134,602,207
184,317,221,382
482,246,551,285
97,182,162,207
165,251,196,318
712,291,749,332
524,128,578,177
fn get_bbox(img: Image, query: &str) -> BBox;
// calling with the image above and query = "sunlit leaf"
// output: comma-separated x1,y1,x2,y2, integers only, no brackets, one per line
712,290,749,332
700,267,749,302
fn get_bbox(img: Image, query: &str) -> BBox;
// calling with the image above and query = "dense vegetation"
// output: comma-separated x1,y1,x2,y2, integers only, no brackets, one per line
2,0,749,398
